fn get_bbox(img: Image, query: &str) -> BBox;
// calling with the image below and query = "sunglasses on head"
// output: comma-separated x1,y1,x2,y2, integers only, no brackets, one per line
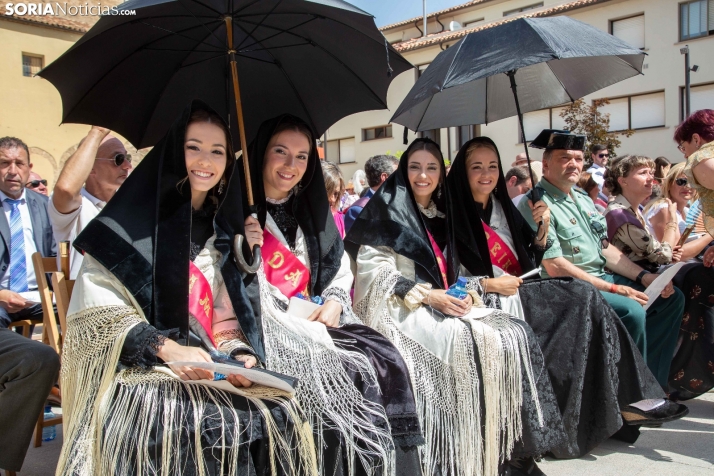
26,179,47,188
96,153,132,167
675,178,689,187
598,153,610,158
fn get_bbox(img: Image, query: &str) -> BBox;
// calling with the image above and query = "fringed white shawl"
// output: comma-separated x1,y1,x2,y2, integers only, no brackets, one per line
258,214,395,476
354,244,543,476
57,244,316,476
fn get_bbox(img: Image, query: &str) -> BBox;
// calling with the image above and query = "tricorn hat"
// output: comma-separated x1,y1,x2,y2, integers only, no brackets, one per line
529,129,586,151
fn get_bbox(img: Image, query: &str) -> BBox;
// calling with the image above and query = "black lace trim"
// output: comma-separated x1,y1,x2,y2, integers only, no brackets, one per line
532,237,554,253
266,195,298,250
393,276,417,300
118,323,180,371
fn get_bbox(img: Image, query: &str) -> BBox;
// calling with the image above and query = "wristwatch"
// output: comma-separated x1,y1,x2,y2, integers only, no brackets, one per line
635,269,649,286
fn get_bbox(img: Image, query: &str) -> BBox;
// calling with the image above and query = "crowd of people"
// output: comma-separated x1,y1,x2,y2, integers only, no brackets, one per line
0,106,712,476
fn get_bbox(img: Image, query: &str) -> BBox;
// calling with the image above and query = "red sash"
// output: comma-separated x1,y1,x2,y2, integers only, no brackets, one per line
262,230,311,299
482,222,522,276
426,230,449,288
188,260,215,346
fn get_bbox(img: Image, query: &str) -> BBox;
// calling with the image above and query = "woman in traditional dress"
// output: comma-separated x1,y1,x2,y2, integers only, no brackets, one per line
346,138,566,476
239,114,423,476
611,158,714,401
57,101,316,475
447,138,670,458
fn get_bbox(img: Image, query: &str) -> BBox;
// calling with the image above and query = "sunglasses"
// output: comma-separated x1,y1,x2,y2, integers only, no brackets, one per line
96,153,132,167
675,178,689,187
26,179,47,188
598,153,610,159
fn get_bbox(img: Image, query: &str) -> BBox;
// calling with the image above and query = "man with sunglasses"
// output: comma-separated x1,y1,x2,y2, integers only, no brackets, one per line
518,129,687,428
586,144,610,199
26,172,48,196
49,126,133,279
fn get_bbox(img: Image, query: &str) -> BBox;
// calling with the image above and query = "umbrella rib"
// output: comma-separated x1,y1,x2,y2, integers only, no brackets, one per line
546,61,575,103
138,20,225,52
183,0,223,17
238,16,318,51
233,54,277,65
178,0,225,47
414,95,436,133
240,43,310,53
235,0,284,51
178,53,226,69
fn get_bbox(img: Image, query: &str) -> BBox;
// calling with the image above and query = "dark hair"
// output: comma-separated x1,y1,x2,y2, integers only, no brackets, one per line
653,156,670,180
406,140,446,184
590,144,607,155
0,137,30,163
269,117,314,155
505,165,533,187
603,154,655,196
365,154,399,187
320,161,344,209
577,171,599,194
674,109,714,144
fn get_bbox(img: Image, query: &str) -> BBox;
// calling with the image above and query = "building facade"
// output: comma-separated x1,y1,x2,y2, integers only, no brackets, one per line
325,0,714,177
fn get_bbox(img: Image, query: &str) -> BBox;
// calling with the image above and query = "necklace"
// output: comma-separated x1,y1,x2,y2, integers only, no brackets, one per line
417,200,445,219
266,190,293,205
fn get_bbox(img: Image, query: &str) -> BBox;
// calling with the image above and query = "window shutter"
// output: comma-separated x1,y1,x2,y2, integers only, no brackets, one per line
631,92,665,129
612,15,645,49
709,0,714,31
692,83,714,111
523,109,550,142
326,140,339,161
600,97,629,131
339,138,355,163
551,107,568,130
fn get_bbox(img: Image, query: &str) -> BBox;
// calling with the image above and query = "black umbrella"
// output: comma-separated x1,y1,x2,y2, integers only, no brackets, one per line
390,16,645,198
39,0,411,271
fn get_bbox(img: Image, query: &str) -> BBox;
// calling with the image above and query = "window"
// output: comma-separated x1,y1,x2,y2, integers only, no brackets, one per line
611,15,645,49
681,82,714,119
519,106,568,142
415,64,441,145
598,91,665,132
457,125,480,149
326,138,355,164
504,2,543,17
680,0,714,41
362,125,392,141
22,54,43,77
464,18,485,28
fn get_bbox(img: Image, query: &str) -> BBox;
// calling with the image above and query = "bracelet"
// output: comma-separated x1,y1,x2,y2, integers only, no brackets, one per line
609,283,619,294
635,269,649,286
482,278,489,294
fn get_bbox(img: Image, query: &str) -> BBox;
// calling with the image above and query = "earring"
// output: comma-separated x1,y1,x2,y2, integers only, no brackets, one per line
217,178,225,195
294,180,303,195
437,184,442,199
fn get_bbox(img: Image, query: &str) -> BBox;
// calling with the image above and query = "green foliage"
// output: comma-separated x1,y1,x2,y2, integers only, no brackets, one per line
385,150,403,159
559,98,634,159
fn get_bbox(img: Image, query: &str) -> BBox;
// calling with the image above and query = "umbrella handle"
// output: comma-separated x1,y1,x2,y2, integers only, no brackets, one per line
234,234,261,274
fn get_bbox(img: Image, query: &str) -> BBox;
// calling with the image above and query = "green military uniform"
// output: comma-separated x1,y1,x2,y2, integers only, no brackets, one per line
518,178,684,387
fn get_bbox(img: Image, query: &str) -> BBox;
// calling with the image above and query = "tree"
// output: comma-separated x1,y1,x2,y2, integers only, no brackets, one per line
559,98,633,162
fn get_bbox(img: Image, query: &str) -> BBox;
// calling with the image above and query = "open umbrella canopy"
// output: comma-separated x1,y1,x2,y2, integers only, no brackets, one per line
390,16,645,131
39,0,412,149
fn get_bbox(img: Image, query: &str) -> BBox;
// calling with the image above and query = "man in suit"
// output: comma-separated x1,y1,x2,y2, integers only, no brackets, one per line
0,137,56,329
344,154,398,234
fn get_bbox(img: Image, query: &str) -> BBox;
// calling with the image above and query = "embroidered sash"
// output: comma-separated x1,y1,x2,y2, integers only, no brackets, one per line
482,221,523,276
426,230,449,288
188,260,215,346
262,230,310,299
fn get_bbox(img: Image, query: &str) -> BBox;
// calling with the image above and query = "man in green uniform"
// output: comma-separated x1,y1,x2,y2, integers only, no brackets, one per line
518,130,684,394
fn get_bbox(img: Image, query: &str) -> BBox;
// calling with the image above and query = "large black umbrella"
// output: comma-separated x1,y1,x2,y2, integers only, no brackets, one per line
39,0,410,271
390,16,645,190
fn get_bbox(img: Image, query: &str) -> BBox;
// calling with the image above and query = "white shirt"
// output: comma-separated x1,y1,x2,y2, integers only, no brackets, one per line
512,193,526,207
48,187,105,279
586,163,605,190
0,189,39,291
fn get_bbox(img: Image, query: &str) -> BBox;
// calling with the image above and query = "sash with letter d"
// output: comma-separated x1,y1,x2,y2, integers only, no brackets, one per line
262,230,310,299
482,222,522,276
188,260,215,346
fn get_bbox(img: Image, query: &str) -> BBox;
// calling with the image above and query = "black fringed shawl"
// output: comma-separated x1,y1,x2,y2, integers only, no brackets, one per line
345,138,458,289
447,137,538,278
74,100,265,360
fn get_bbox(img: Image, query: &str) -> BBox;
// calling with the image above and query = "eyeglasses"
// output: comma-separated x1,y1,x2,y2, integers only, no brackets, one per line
26,179,47,188
677,142,686,153
598,153,610,159
96,153,132,167
675,178,689,187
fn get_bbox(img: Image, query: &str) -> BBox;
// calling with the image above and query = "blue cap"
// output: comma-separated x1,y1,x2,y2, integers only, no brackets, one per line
456,277,468,286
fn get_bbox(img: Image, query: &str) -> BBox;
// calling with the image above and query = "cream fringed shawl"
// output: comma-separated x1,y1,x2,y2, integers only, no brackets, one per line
354,244,543,476
56,252,316,476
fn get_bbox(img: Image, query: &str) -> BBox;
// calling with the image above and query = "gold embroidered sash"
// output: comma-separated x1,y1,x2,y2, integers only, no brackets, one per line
262,230,310,298
482,221,523,276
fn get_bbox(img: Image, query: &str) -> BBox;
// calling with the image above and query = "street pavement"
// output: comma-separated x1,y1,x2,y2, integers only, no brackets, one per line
11,393,714,475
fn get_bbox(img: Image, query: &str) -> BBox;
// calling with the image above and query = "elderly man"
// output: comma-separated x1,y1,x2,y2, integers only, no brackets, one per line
344,154,398,233
518,130,685,397
0,137,55,329
25,172,48,196
49,126,132,278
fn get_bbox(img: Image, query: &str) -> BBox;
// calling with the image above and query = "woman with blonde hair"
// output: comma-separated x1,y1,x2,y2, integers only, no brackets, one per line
321,161,346,238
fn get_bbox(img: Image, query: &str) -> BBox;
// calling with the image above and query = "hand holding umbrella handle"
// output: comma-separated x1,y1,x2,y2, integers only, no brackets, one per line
233,236,262,275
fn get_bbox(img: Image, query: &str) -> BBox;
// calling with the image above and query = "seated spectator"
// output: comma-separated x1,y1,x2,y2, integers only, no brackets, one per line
511,151,528,167
654,156,671,184
610,158,714,401
644,182,662,208
351,169,366,196
586,144,609,192
577,171,607,212
517,130,686,395
49,127,132,278
0,137,56,329
344,154,398,233
26,171,48,196
0,328,60,473
321,161,346,238
505,165,533,206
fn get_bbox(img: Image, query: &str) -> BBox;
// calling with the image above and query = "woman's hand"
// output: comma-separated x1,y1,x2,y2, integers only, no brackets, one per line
666,198,679,222
484,276,523,296
422,290,471,317
671,245,683,263
227,353,257,388
244,215,264,250
528,199,551,238
307,300,342,327
660,281,675,299
156,340,214,381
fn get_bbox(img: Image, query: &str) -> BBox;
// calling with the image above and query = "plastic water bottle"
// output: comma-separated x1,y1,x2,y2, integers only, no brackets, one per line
445,277,469,300
42,406,56,442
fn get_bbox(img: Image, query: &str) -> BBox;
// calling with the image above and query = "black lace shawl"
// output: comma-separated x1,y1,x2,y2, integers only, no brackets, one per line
447,137,540,278
345,138,458,290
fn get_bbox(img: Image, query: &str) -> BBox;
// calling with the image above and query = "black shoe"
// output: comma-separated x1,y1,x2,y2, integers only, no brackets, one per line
509,457,546,476
621,400,689,427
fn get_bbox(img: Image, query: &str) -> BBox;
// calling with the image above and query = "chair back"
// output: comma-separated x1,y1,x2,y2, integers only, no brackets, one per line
52,241,74,338
32,252,60,350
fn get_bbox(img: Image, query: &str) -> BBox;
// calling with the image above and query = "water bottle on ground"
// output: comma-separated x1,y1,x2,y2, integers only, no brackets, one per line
42,405,56,442
445,277,469,300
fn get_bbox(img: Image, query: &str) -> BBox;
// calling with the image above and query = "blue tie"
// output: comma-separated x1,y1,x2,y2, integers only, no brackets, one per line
5,198,28,292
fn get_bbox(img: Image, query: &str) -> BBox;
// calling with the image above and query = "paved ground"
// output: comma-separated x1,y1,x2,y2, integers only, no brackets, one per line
10,393,714,475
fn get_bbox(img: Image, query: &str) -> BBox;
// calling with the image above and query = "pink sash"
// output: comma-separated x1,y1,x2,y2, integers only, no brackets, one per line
188,260,215,346
482,221,523,276
262,230,311,298
426,230,449,288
